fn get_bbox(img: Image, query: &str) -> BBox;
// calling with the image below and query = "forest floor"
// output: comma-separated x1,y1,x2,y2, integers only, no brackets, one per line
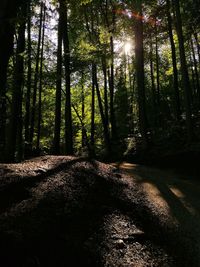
0,156,199,267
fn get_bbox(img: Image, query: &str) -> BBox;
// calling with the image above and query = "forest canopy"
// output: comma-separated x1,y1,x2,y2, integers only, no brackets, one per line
0,0,200,162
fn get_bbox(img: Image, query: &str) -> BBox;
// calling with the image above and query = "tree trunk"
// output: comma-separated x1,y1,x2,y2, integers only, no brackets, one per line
36,4,46,152
81,73,87,148
24,2,32,156
53,5,63,155
172,0,193,141
189,52,196,107
193,32,200,71
134,1,148,149
91,64,95,156
149,32,157,127
102,56,109,131
166,0,181,121
191,38,200,107
109,35,117,142
0,0,20,161
30,2,43,148
93,64,111,156
155,24,161,109
7,3,26,161
61,0,73,155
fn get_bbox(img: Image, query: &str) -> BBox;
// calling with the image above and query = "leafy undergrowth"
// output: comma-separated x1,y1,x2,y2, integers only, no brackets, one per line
0,156,198,266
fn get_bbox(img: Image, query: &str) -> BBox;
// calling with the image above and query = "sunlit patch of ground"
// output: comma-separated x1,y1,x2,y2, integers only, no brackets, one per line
114,162,200,217
113,162,200,266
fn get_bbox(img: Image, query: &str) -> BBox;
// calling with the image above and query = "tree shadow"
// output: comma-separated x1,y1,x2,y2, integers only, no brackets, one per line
125,164,200,267
0,159,196,267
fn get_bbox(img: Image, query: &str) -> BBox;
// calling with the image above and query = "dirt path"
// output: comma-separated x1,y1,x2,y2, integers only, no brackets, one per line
0,156,199,266
114,162,200,266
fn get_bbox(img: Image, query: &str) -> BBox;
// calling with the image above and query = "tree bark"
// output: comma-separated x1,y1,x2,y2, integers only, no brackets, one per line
109,35,117,142
149,32,157,127
155,23,161,109
53,5,63,155
91,64,95,156
172,0,193,141
36,4,46,152
191,38,200,107
166,0,181,120
61,0,73,155
0,0,22,161
7,3,26,161
30,2,43,148
81,73,87,148
102,56,109,131
134,1,148,149
93,64,111,156
24,2,32,155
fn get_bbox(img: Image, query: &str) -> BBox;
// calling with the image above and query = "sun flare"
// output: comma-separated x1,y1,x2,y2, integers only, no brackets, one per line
124,42,132,55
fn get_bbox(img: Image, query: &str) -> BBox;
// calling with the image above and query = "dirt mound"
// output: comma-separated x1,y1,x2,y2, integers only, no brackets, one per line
0,156,195,266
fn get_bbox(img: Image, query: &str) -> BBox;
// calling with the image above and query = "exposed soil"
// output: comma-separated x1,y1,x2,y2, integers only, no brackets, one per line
0,156,199,267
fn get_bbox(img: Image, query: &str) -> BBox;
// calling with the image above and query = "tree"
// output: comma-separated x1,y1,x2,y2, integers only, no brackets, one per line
172,0,193,141
36,3,46,152
24,1,32,155
166,0,180,121
61,0,73,155
134,0,148,149
0,0,26,161
30,1,44,148
53,3,63,155
7,2,27,161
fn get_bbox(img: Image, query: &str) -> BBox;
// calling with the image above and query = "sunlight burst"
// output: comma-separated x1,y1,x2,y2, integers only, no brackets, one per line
124,42,132,55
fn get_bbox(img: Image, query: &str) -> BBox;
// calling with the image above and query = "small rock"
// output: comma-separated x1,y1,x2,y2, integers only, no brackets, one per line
35,168,47,174
115,239,126,249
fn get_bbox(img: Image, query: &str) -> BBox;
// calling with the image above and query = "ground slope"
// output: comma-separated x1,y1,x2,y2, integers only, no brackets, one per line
0,156,199,266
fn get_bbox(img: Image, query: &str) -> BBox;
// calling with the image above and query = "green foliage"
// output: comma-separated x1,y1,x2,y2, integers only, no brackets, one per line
3,0,200,161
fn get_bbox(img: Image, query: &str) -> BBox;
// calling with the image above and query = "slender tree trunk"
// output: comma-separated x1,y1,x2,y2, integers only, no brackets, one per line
81,73,86,148
0,1,18,161
150,32,157,127
191,38,200,106
155,24,161,109
93,64,111,156
193,32,200,71
36,5,46,152
61,0,73,155
24,2,32,155
189,52,196,107
166,0,181,120
110,35,117,142
127,55,134,134
53,6,63,155
129,72,136,135
7,4,26,161
91,64,95,156
30,2,43,148
172,0,193,141
134,1,148,149
102,56,109,130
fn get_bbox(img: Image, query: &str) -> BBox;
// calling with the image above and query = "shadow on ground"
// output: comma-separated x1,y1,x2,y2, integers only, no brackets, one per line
0,157,198,266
